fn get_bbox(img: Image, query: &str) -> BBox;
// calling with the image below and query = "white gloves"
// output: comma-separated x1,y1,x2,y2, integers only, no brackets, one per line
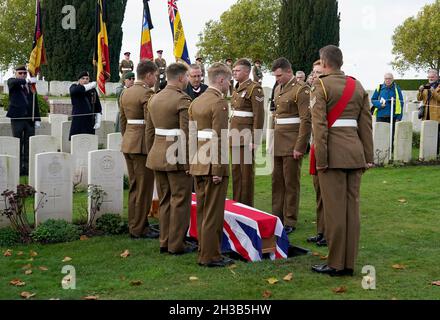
28,77,37,84
380,97,386,107
34,121,41,129
84,82,97,92
94,113,102,130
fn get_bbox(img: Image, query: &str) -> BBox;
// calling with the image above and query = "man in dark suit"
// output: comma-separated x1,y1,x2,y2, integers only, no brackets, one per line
185,64,208,100
6,65,41,176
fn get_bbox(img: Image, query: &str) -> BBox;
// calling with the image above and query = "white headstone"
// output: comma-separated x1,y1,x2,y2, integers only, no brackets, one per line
0,123,12,136
61,121,72,153
103,100,119,122
403,101,419,122
88,150,124,224
0,117,11,124
393,122,413,163
105,83,120,96
71,134,98,187
35,152,72,225
35,121,51,136
373,122,391,165
107,133,127,175
0,137,20,160
49,114,69,150
29,136,58,186
0,155,19,227
419,121,439,161
36,81,49,96
49,81,73,96
411,111,422,133
95,120,115,147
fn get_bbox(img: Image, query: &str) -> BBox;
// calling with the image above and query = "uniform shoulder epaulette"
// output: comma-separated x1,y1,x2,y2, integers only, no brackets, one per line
245,81,259,99
294,82,310,103
318,77,328,102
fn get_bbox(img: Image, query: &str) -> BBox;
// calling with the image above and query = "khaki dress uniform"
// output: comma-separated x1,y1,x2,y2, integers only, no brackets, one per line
119,59,134,81
146,85,193,253
272,78,311,228
154,58,167,92
120,81,155,237
189,87,229,265
230,79,265,206
311,71,373,271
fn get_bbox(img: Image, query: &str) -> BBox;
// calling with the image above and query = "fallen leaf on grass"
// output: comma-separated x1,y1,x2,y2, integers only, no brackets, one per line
266,278,279,285
189,276,199,281
332,286,347,294
22,264,32,270
24,270,33,275
431,281,440,286
130,280,143,286
10,279,26,286
83,295,99,300
39,266,48,271
262,290,272,299
120,250,130,258
20,291,36,299
17,251,24,256
320,255,329,260
312,252,320,257
392,264,406,270
398,199,407,204
62,257,72,262
3,249,12,257
383,181,388,184
29,250,38,257
283,273,293,282
80,235,89,241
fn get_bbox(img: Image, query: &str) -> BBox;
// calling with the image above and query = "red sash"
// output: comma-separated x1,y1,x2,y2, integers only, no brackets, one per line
310,76,356,175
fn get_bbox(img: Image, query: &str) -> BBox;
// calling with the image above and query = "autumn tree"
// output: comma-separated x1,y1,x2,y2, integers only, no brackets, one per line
392,0,440,73
197,0,280,68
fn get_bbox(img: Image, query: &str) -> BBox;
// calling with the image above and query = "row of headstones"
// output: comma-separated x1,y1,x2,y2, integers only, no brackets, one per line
373,120,439,165
0,147,124,228
2,80,121,96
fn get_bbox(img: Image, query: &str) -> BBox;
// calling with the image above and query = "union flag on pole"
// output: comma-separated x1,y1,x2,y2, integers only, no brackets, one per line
168,0,191,64
140,0,154,61
94,0,110,95
28,0,46,77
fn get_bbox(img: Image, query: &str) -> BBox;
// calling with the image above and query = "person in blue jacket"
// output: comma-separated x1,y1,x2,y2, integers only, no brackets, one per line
6,65,41,176
371,73,404,146
69,71,102,140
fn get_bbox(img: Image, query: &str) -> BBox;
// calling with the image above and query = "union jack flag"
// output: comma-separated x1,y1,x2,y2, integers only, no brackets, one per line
168,0,177,22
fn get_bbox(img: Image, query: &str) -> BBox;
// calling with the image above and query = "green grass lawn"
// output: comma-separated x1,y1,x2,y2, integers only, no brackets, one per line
1,160,440,300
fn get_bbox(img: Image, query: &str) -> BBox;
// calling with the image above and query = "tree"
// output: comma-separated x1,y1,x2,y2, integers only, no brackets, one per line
392,0,440,73
278,0,340,75
197,0,280,68
42,0,127,82
0,0,35,71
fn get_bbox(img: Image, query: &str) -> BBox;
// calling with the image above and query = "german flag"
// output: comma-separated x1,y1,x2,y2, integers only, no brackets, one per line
94,0,110,95
140,0,154,61
28,0,46,77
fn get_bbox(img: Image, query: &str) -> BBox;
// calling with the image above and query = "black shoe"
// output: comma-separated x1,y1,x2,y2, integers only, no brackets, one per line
311,264,353,277
307,233,324,243
169,246,197,255
284,226,296,235
130,230,159,240
160,247,168,254
316,238,327,247
200,257,234,268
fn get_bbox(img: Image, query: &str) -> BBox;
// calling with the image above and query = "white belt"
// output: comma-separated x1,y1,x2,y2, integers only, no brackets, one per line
127,120,145,125
155,128,181,136
276,117,300,125
232,111,254,118
197,130,213,140
332,119,358,128
122,68,132,71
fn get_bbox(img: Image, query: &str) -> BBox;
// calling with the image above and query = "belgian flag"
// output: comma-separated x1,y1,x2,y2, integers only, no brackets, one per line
28,0,46,77
94,0,111,95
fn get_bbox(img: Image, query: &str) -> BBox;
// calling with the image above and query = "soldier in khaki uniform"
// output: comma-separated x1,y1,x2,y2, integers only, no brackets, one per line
417,69,440,152
230,58,265,207
120,60,159,239
119,52,134,82
252,59,263,84
155,50,167,92
189,63,234,268
311,45,374,276
146,63,194,255
271,57,312,234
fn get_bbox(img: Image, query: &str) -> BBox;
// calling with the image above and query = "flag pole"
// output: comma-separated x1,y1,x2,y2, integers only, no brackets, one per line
31,0,38,123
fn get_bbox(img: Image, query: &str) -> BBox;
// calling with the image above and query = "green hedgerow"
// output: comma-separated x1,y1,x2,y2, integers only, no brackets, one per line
95,214,128,235
0,227,21,247
31,219,81,244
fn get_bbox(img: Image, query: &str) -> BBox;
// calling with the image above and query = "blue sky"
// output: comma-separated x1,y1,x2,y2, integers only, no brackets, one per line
121,0,436,89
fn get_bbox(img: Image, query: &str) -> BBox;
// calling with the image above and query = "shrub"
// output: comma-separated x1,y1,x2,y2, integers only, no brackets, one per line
95,214,128,235
0,227,21,246
31,219,81,244
123,175,129,190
